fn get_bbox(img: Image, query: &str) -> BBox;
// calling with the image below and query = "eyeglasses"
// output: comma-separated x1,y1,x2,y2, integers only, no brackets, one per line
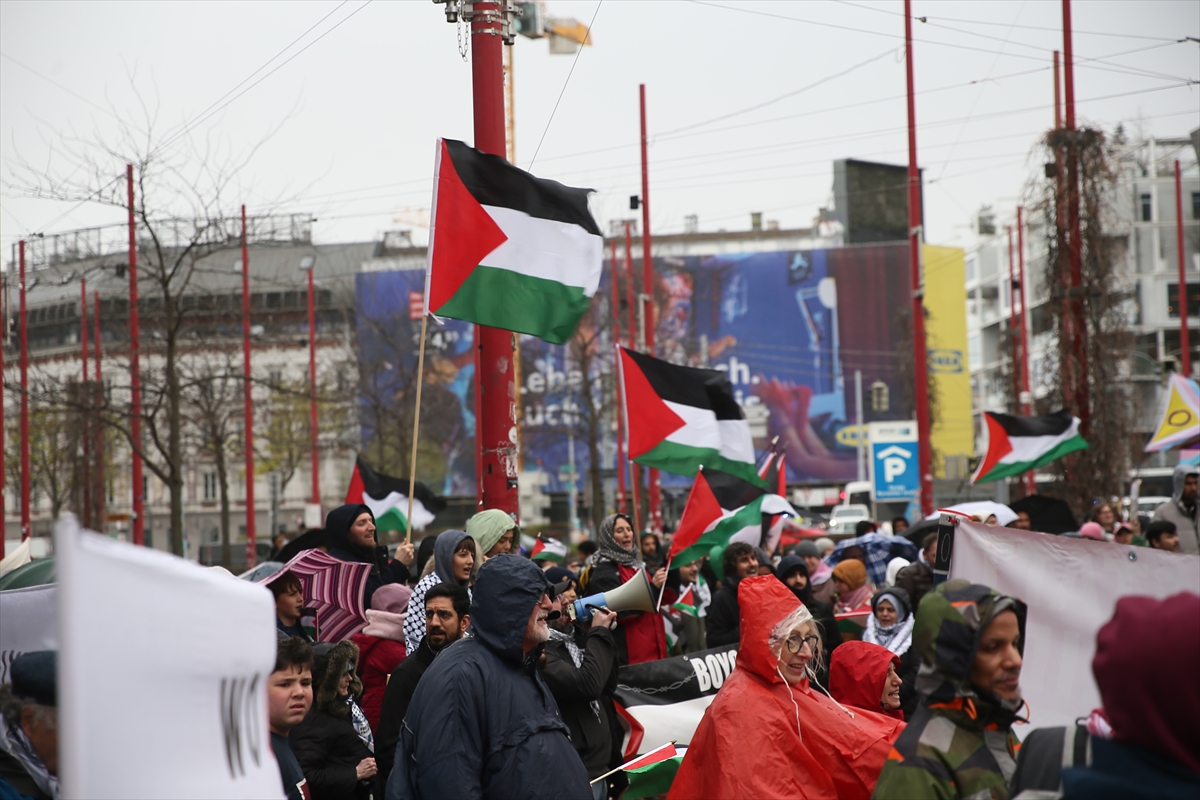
782,634,820,654
425,609,457,621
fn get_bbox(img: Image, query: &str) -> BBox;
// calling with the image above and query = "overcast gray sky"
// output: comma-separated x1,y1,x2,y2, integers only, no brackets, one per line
2,0,1197,256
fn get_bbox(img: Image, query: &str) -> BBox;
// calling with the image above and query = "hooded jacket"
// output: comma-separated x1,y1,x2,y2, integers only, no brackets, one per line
872,579,1027,800
351,609,408,731
829,641,904,721
776,555,841,680
668,576,905,800
325,503,411,607
403,529,476,654
540,622,619,779
384,555,591,800
1151,464,1199,555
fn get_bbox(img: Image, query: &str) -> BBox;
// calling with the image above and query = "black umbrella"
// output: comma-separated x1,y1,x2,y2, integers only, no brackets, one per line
274,528,329,563
902,517,940,546
1009,495,1079,534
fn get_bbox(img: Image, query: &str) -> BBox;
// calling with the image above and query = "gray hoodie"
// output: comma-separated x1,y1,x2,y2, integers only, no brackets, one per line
1152,464,1199,555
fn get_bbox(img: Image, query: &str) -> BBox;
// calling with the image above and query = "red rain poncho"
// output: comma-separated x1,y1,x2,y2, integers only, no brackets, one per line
828,640,904,721
668,576,905,800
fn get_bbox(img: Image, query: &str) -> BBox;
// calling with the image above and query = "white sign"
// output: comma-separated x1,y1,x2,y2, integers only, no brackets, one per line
0,584,57,685
56,515,283,800
948,520,1200,734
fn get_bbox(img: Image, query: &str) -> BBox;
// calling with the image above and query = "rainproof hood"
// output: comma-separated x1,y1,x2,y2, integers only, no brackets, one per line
1172,463,1199,511
470,554,553,664
431,529,476,586
465,508,516,556
325,503,376,560
737,574,806,685
829,641,904,720
311,640,363,719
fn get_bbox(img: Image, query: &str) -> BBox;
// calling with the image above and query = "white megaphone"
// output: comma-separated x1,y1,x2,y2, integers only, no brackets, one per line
572,570,656,620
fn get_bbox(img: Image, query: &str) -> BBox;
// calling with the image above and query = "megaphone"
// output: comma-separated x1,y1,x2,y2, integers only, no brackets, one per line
572,570,656,620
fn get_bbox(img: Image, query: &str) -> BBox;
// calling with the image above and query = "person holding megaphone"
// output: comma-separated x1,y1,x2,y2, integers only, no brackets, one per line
578,514,669,666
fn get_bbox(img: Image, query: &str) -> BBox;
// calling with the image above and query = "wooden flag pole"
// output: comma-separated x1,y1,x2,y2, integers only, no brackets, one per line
405,312,430,544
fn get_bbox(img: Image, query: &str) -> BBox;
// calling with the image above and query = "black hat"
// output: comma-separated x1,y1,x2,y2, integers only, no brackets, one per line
11,651,56,707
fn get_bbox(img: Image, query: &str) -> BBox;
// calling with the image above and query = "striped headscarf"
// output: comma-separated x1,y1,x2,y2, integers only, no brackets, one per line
590,513,644,569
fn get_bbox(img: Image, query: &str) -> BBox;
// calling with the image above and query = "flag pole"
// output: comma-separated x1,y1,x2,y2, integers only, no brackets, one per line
655,554,672,611
406,312,430,545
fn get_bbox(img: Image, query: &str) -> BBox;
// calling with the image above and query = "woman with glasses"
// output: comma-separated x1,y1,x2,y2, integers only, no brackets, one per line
668,576,905,800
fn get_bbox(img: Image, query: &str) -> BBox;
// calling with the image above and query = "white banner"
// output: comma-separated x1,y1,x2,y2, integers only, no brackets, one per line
0,584,57,685
56,515,283,800
948,521,1200,732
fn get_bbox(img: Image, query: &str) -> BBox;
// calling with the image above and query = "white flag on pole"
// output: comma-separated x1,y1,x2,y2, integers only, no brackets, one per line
56,515,284,799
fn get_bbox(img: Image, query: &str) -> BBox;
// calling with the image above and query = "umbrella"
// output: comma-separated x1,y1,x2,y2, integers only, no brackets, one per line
238,561,285,582
1009,494,1079,535
901,517,940,546
0,558,56,590
259,550,371,643
928,501,1017,527
825,533,918,587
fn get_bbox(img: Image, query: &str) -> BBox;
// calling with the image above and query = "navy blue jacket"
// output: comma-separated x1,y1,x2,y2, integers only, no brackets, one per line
385,555,591,800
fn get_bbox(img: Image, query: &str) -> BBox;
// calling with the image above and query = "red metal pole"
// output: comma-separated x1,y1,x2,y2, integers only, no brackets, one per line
639,84,662,533
1062,0,1089,435
81,275,91,529
1007,225,1020,404
127,164,144,545
1017,207,1035,495
93,290,104,528
470,1,519,516
610,238,626,514
307,265,319,505
623,221,640,521
241,205,256,567
904,0,934,516
1177,160,1192,378
19,241,29,541
1053,51,1062,130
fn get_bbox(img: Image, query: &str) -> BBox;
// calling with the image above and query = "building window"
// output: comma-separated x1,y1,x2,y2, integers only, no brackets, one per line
203,472,219,501
1192,191,1200,221
1140,193,1152,222
1167,283,1199,319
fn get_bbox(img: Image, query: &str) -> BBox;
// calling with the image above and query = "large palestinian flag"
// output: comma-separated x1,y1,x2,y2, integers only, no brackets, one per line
345,456,446,533
619,347,763,486
668,466,795,566
424,138,603,344
971,409,1088,484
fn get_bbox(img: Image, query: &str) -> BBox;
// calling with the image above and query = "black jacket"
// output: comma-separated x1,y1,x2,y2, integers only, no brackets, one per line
0,750,50,800
705,579,742,647
540,624,618,779
385,554,591,800
325,503,410,607
375,636,439,792
288,704,373,800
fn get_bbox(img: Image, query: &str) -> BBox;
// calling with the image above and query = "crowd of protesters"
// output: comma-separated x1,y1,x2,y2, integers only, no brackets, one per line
2,463,1197,799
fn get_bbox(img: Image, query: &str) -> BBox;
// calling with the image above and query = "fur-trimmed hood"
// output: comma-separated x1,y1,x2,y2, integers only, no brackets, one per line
311,640,363,720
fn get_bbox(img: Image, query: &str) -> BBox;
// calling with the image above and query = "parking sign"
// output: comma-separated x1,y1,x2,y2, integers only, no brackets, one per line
868,421,919,501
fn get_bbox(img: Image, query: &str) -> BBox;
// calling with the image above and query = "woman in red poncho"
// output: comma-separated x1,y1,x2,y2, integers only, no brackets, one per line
668,575,905,800
828,641,906,721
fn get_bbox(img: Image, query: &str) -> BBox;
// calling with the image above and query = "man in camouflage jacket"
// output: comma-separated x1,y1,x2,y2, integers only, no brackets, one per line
873,579,1028,800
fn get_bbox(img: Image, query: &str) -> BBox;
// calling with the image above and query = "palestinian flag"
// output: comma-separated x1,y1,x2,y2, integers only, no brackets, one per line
671,585,698,617
619,347,763,486
668,466,795,566
620,743,686,800
531,535,567,563
971,409,1088,484
345,456,446,533
424,138,603,344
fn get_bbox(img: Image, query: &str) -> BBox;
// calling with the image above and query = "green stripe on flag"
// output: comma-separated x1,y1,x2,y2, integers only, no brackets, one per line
634,440,766,487
436,264,590,345
625,756,685,800
374,507,408,533
673,497,766,565
976,435,1088,483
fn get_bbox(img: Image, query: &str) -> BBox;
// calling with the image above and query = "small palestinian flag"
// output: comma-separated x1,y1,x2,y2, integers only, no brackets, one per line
621,743,686,800
668,466,795,566
671,585,699,617
971,409,1088,484
619,347,763,486
424,138,603,344
345,456,446,533
531,535,567,564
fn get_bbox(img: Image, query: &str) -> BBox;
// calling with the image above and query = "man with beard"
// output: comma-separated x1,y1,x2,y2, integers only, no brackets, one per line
873,580,1027,800
374,582,470,793
540,585,619,800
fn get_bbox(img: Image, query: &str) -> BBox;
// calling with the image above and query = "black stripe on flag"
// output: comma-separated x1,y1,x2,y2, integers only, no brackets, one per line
356,457,446,513
703,467,767,512
989,408,1074,438
624,349,746,421
443,139,601,236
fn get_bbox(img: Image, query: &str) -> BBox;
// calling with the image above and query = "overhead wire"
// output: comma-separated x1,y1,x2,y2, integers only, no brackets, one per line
527,0,604,170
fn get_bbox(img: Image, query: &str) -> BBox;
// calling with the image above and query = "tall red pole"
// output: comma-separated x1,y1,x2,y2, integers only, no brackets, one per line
1176,160,1192,378
19,241,29,541
241,205,256,567
1062,0,1089,435
610,238,626,514
127,164,144,545
1007,225,1020,403
623,222,641,525
1053,51,1062,130
469,1,519,516
93,290,104,528
81,276,91,529
639,84,662,533
904,0,934,516
1017,207,1035,495
307,265,319,505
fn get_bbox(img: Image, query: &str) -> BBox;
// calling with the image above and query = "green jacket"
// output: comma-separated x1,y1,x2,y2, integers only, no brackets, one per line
872,580,1027,800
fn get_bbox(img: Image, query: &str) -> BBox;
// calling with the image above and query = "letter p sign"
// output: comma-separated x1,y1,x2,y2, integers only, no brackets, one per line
884,457,906,483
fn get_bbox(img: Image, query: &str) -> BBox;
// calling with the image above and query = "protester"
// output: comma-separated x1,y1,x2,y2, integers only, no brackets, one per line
577,540,598,561
374,582,471,794
775,554,840,679
1152,464,1199,555
795,539,835,604
541,585,620,800
385,555,591,800
829,641,905,721
664,557,710,654
466,508,517,558
413,534,437,579
580,514,668,665
544,566,579,603
269,637,314,800
831,558,874,615
324,504,415,608
704,542,759,647
814,536,836,558
350,583,410,731
1146,520,1181,552
754,546,775,576
894,531,936,611
863,587,919,717
872,580,1026,799
667,576,904,799
1090,502,1118,535
1059,592,1200,800
269,531,290,562
0,651,57,800
891,517,909,535
856,520,878,536
639,532,664,573
1008,511,1032,530
289,641,376,800
884,556,910,588
402,529,478,654
1112,520,1137,545
271,571,314,641
1079,521,1106,541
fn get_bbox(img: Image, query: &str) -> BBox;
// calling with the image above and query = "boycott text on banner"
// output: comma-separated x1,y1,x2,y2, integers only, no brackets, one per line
947,520,1200,734
0,584,57,685
56,515,283,800
613,645,738,757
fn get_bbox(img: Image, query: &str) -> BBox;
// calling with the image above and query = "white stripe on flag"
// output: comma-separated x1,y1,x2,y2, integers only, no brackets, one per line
663,401,755,463
996,417,1081,464
480,205,603,294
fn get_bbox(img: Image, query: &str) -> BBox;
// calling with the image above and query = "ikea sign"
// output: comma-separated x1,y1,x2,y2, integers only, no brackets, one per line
928,349,964,374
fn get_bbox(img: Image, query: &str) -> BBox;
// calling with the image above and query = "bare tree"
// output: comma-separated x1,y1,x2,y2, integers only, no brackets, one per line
182,354,243,569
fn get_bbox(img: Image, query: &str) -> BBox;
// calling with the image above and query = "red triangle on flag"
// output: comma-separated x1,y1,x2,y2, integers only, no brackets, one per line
972,412,1014,482
427,139,509,312
668,470,723,560
620,347,685,459
345,462,365,504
